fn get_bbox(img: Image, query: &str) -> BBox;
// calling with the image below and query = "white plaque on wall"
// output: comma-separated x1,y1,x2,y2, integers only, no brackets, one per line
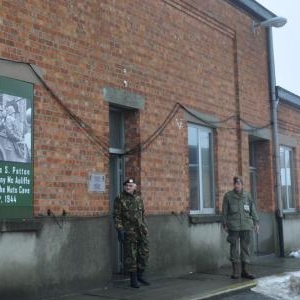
88,172,105,193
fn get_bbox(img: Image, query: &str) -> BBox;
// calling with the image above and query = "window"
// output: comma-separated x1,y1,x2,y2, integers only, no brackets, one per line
280,146,295,211
188,124,214,214
248,140,258,205
109,108,125,152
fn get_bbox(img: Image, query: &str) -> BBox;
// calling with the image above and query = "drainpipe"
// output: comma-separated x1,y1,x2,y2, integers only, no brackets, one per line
267,28,285,257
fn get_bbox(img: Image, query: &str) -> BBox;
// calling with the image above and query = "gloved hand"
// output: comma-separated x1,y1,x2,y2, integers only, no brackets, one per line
117,230,126,242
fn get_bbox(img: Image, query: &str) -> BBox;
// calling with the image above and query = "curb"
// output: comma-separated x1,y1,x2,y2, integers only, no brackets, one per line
192,280,257,300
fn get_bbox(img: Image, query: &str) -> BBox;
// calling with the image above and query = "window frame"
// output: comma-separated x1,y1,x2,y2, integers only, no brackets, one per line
280,145,296,211
188,123,215,214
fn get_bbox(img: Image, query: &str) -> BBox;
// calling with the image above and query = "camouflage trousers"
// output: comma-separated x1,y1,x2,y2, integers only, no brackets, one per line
227,230,251,264
123,228,149,273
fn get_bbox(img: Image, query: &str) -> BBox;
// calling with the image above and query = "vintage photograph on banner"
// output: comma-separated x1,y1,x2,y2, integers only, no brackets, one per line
0,93,32,163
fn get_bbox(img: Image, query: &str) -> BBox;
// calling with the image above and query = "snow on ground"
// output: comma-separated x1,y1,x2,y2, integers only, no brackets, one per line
290,250,300,258
252,271,300,299
252,251,300,299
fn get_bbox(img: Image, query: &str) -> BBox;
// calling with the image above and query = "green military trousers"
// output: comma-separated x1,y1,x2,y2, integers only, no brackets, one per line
227,230,251,263
123,228,149,273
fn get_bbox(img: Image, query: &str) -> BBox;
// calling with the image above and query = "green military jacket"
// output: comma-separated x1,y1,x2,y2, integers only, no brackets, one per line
222,189,259,231
113,191,148,234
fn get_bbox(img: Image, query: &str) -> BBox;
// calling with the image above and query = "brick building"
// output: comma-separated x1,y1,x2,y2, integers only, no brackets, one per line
0,0,299,299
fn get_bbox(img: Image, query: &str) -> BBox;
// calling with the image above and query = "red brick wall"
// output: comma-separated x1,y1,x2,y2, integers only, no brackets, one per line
0,0,274,216
1,0,110,216
254,140,275,212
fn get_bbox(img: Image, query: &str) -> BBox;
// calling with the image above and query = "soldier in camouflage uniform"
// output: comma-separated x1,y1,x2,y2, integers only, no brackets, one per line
113,178,150,288
222,176,259,280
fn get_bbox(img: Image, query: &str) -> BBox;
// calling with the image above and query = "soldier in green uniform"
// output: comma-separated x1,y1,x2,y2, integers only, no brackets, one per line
113,178,150,288
222,176,259,280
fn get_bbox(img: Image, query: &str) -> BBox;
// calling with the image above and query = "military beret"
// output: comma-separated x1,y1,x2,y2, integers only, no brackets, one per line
123,178,136,185
233,176,243,184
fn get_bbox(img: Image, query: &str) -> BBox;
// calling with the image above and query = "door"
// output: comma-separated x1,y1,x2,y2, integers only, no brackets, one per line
249,167,258,254
249,141,259,254
109,154,124,273
109,108,125,273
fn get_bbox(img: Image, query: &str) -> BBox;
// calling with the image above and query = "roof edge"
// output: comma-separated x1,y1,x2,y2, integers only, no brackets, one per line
227,0,276,21
277,86,300,109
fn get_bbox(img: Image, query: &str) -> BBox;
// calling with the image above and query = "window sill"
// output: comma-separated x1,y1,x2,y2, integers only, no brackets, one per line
0,219,42,232
189,214,222,224
283,211,300,220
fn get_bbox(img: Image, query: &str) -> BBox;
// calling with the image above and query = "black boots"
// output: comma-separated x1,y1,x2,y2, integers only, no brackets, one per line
130,270,150,288
231,262,255,279
241,262,255,279
130,272,140,288
231,262,239,279
137,269,151,286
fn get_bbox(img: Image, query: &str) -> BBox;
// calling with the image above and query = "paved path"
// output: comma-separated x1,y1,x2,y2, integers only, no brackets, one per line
45,255,300,300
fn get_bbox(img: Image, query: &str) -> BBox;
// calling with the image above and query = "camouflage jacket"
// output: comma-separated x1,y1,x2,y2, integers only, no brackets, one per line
222,189,259,231
113,191,148,234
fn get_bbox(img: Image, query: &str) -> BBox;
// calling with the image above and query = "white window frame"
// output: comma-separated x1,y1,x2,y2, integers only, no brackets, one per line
280,145,296,211
188,123,215,214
